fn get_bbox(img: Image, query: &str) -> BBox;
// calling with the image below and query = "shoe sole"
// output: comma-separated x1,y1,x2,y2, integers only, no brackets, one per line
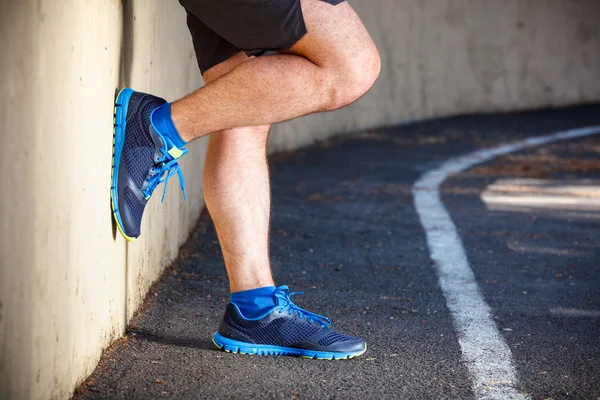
111,88,136,242
212,332,367,360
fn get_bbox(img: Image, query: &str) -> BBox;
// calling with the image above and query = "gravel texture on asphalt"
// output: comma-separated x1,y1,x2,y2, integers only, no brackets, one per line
75,105,600,400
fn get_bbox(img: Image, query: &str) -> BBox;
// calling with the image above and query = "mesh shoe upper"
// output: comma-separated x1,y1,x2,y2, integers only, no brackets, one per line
217,286,366,353
122,93,164,189
114,90,187,239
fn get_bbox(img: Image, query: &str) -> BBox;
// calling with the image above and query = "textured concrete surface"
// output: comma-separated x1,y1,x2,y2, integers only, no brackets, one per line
75,105,600,399
270,0,600,150
2,0,600,398
0,2,205,399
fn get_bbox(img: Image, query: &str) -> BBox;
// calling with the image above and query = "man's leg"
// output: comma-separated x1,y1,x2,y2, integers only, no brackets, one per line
111,0,379,241
201,53,274,293
112,0,371,358
200,49,367,358
172,0,380,141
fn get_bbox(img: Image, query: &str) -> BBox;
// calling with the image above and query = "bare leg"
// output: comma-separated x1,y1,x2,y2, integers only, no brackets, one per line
172,0,380,142
202,53,274,293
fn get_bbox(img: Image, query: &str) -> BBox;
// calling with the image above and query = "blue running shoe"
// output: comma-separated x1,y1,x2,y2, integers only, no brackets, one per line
212,286,367,359
111,88,188,241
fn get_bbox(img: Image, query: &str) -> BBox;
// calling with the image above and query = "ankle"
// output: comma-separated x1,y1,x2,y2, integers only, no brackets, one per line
229,278,275,294
226,260,274,293
170,102,196,142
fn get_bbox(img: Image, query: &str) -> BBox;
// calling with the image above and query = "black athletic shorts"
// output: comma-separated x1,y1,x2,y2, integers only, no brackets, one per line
179,0,345,74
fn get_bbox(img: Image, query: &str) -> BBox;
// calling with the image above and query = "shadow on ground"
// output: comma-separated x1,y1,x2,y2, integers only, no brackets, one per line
75,104,600,400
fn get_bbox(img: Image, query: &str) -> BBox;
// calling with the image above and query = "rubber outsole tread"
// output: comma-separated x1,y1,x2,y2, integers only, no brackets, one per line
212,337,366,360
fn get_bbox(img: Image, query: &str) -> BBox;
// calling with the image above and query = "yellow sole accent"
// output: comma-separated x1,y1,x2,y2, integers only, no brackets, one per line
113,210,136,242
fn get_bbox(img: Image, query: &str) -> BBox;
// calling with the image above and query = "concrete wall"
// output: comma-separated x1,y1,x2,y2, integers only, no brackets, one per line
0,2,205,399
0,0,599,399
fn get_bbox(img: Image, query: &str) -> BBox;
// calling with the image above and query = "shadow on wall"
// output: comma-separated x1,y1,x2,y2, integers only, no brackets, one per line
0,1,37,398
114,0,136,329
119,0,134,89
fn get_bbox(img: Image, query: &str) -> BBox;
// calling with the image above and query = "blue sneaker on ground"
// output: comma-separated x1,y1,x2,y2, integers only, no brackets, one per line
213,286,367,359
111,88,188,241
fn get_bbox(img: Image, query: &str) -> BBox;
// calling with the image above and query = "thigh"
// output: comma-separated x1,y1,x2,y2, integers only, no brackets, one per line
203,52,251,84
286,0,378,69
202,52,271,144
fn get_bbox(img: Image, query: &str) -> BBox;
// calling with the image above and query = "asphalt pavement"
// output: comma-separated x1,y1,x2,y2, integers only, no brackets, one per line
75,104,600,400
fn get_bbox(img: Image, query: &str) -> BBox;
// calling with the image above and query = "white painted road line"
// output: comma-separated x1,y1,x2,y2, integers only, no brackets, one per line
412,126,600,400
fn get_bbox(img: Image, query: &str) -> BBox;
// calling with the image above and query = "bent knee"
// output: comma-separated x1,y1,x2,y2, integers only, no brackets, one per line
323,49,381,111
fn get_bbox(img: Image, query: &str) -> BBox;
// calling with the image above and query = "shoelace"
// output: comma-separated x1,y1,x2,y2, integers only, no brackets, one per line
274,286,331,327
142,146,188,202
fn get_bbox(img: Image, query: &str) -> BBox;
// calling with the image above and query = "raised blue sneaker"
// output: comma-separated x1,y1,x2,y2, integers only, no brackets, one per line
213,286,367,360
111,88,188,241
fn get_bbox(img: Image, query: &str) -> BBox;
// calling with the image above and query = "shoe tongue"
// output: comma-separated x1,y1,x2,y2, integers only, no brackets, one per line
275,295,288,307
274,285,292,307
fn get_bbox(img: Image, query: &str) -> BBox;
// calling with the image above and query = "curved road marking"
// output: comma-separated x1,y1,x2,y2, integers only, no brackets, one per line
412,126,600,399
